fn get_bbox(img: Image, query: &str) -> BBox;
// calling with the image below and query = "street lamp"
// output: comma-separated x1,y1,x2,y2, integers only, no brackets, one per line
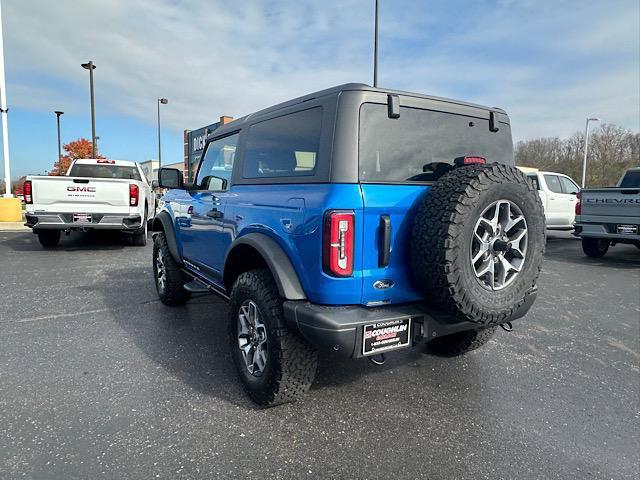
157,98,168,168
81,61,97,157
581,117,600,188
54,111,63,165
373,0,379,87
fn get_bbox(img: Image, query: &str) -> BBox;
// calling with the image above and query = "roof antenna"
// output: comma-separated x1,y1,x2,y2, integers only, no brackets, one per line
373,0,379,87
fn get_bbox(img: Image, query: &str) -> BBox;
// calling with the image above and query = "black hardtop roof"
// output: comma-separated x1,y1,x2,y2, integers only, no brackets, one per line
214,83,506,136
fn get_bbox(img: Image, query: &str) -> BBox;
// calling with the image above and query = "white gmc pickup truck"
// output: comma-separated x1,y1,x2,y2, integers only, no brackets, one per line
24,159,154,247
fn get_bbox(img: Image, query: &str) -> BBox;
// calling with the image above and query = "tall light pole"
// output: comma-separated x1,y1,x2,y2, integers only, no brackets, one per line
0,1,12,197
373,0,379,87
81,61,97,157
157,98,168,168
54,111,63,166
581,117,600,188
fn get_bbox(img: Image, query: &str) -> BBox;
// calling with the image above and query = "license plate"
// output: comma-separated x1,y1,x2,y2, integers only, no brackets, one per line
362,317,411,356
73,214,92,223
617,224,637,235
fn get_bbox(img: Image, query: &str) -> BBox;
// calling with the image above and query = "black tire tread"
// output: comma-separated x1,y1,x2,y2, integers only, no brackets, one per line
581,237,609,258
428,327,497,356
37,230,61,248
153,232,191,305
412,164,545,325
229,269,318,407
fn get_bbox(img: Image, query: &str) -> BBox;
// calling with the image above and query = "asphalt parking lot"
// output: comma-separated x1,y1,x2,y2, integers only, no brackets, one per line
0,230,638,480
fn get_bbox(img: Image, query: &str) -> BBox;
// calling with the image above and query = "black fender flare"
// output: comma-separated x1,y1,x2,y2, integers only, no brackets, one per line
151,211,182,265
224,233,306,300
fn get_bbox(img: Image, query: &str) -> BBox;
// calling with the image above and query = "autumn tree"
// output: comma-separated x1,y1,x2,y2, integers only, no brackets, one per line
50,138,105,175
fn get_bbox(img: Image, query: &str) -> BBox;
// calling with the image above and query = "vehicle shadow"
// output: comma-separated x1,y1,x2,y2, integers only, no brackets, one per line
544,235,640,270
1,230,131,252
82,265,485,409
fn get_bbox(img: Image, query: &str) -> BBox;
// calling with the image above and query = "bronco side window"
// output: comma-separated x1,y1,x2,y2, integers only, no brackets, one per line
197,133,239,191
242,107,322,179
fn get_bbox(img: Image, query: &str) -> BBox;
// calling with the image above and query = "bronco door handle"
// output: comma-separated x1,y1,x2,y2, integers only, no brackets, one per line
206,208,223,219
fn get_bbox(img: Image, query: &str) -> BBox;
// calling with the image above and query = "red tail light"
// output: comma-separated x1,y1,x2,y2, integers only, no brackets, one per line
129,184,139,206
575,191,581,215
323,211,355,277
23,180,33,204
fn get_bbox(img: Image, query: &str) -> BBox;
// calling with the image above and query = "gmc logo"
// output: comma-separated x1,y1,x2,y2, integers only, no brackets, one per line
67,186,96,192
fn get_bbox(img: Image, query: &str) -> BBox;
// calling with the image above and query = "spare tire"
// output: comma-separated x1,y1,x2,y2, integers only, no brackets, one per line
411,163,545,325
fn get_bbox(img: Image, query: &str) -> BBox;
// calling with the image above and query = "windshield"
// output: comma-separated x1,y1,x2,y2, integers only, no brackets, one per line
68,163,142,181
359,103,513,182
619,170,640,188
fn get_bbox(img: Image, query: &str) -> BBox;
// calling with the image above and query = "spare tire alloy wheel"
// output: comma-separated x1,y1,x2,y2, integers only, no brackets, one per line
237,300,268,376
471,200,528,291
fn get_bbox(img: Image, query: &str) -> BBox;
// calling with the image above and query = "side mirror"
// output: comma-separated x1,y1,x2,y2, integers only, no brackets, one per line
158,168,183,189
151,180,159,189
201,175,228,191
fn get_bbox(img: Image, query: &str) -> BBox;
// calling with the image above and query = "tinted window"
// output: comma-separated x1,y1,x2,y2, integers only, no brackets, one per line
544,175,563,194
619,170,640,188
528,175,540,190
242,108,322,179
359,104,513,182
559,176,579,194
69,163,141,181
197,133,239,190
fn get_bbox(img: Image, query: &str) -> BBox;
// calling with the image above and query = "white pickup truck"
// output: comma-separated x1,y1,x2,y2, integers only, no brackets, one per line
24,159,154,247
524,170,580,230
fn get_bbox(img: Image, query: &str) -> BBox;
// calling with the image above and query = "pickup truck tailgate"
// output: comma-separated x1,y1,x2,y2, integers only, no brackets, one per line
31,176,134,213
581,188,640,218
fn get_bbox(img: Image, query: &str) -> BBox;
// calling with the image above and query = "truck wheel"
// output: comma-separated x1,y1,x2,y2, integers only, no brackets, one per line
581,238,609,258
37,230,61,248
412,164,545,325
153,232,191,305
427,327,497,356
228,269,318,407
132,208,148,246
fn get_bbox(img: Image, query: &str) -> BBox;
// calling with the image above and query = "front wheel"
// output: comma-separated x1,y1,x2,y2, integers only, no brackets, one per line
228,269,318,407
37,230,61,248
581,238,609,258
153,232,191,305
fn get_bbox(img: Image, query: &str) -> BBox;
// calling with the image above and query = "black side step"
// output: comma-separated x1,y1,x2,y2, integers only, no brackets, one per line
183,279,210,294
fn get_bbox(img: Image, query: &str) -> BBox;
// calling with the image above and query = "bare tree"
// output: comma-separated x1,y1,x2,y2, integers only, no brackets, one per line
515,123,640,187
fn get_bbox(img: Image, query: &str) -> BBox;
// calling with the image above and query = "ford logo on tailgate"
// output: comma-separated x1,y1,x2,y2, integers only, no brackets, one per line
373,279,394,290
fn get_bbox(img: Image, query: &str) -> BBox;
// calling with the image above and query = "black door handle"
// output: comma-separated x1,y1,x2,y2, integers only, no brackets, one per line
206,208,223,219
378,215,391,267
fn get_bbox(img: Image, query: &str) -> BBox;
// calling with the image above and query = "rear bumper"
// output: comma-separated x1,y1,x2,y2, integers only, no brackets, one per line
283,287,537,358
25,212,143,231
573,220,640,243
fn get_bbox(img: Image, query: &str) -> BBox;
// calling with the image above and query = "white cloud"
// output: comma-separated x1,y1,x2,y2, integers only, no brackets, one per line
2,0,639,141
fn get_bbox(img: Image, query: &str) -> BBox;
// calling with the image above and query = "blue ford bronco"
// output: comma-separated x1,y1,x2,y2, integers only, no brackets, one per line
152,84,545,407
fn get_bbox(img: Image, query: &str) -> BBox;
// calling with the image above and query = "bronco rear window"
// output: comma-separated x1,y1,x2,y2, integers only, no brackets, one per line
69,163,142,181
359,103,513,182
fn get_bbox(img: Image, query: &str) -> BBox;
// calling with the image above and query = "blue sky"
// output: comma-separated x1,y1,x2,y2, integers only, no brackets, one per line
1,0,639,179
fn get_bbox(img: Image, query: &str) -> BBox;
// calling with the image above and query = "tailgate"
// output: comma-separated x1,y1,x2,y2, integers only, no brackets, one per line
581,188,640,218
31,176,134,213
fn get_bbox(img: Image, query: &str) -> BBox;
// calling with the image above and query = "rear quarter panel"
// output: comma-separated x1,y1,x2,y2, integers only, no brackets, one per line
226,184,365,305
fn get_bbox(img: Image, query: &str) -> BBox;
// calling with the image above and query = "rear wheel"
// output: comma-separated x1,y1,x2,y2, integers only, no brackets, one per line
132,207,148,246
36,230,61,248
228,269,318,407
581,238,609,258
153,232,191,305
412,164,545,325
427,327,497,356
